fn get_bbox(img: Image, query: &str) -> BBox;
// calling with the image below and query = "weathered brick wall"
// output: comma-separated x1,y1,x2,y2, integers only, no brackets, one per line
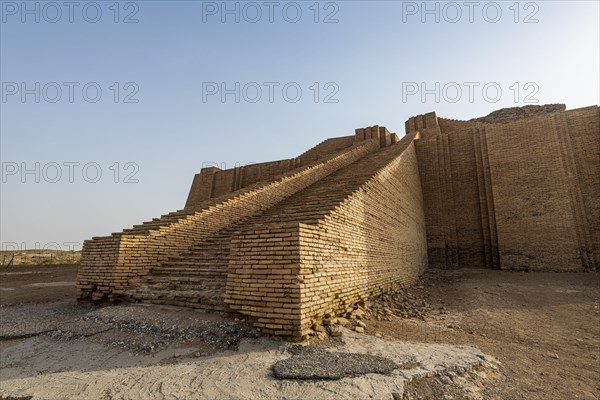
437,117,480,134
470,104,566,124
185,136,354,208
413,105,599,271
225,133,428,337
224,222,303,336
353,125,397,146
447,127,487,268
487,107,599,270
75,236,121,300
565,107,600,269
77,140,379,301
185,159,301,206
414,123,501,269
413,137,445,268
296,137,427,335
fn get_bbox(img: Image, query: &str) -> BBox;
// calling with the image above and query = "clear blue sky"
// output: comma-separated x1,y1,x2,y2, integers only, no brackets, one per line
1,0,599,250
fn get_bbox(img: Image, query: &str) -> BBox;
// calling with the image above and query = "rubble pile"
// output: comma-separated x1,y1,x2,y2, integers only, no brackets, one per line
308,284,432,339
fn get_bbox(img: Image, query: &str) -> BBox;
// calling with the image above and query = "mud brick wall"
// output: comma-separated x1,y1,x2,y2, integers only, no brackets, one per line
437,117,481,134
487,107,599,270
415,124,499,269
353,125,395,147
186,159,301,206
406,112,438,133
565,107,600,269
185,136,354,208
296,139,427,335
446,127,488,268
225,223,303,336
413,105,599,271
77,140,379,301
471,104,566,124
225,135,428,337
75,236,121,300
413,137,446,268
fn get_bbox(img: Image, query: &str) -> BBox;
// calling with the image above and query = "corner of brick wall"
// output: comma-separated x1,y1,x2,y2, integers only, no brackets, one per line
414,105,600,271
223,139,428,338
296,140,428,333
76,235,122,300
224,222,304,337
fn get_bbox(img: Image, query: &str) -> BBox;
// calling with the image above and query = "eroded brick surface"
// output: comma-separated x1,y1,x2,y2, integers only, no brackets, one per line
414,105,599,272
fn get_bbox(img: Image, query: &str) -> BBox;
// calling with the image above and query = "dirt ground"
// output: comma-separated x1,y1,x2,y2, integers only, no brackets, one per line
371,269,600,400
0,265,598,399
0,264,78,305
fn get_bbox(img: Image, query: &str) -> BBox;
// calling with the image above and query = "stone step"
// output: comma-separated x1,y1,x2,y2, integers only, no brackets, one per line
147,274,226,283
131,285,221,298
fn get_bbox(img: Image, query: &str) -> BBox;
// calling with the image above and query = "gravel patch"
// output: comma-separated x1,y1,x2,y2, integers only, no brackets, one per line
0,301,260,352
272,346,400,380
82,305,261,352
0,301,89,339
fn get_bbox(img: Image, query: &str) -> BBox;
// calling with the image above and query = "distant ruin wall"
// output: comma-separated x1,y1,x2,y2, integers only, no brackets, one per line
470,104,566,124
298,136,355,161
185,136,354,208
412,105,600,271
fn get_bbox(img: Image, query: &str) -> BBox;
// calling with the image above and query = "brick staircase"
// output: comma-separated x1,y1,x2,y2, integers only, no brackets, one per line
296,136,354,163
119,139,355,237
128,136,413,310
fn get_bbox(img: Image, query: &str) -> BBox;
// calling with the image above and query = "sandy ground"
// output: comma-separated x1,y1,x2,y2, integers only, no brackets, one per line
0,265,598,399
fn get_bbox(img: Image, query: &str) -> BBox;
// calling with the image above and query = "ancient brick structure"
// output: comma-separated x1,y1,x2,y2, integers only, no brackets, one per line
413,105,599,271
77,104,599,337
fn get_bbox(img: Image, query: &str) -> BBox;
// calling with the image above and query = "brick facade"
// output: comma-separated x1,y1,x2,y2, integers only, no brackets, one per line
414,105,599,272
77,105,599,337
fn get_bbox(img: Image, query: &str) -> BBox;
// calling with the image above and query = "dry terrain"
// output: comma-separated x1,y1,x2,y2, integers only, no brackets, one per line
0,250,80,267
0,264,78,304
0,265,598,399
371,269,600,399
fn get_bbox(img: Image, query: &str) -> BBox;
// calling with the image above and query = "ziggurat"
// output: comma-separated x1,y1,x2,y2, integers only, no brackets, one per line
77,104,600,338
